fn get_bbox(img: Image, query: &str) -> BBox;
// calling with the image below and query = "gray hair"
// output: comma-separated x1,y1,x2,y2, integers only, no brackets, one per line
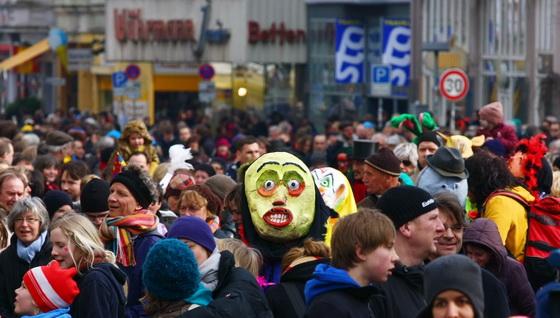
393,142,419,167
7,197,49,233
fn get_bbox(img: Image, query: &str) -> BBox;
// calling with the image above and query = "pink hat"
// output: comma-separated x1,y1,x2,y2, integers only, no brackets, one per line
479,102,504,125
216,138,231,148
23,261,80,312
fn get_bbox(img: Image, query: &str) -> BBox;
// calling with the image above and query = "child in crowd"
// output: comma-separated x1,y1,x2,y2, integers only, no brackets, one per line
14,261,79,318
305,208,399,318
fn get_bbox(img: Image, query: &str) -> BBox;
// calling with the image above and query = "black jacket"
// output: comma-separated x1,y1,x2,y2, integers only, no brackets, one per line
0,234,52,317
374,263,426,318
266,259,328,318
305,286,387,318
70,262,127,318
180,250,272,318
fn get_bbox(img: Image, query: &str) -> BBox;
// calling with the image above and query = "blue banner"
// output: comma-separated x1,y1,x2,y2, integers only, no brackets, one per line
382,18,411,91
335,20,365,84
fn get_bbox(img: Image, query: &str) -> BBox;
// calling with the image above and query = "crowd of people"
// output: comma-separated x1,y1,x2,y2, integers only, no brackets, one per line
0,101,558,318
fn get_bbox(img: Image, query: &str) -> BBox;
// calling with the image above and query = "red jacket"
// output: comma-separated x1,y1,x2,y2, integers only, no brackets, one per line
478,123,518,155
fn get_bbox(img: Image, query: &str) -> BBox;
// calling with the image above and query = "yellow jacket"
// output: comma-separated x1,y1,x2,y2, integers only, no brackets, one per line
483,186,534,261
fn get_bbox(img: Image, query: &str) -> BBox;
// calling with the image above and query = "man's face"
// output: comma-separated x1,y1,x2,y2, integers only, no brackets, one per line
244,152,316,241
128,154,149,173
408,209,445,259
352,161,364,180
61,171,81,201
238,142,261,164
72,141,85,159
0,177,25,211
362,164,397,195
550,123,560,139
179,128,191,142
313,135,327,152
434,211,463,257
418,141,439,169
342,126,354,139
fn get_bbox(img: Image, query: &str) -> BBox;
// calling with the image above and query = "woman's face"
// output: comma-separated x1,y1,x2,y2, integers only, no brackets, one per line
508,151,525,178
108,183,141,216
180,239,210,265
50,227,79,269
14,282,38,316
432,290,475,318
211,163,224,175
14,211,41,245
179,201,208,220
43,166,59,183
128,133,144,149
464,244,492,268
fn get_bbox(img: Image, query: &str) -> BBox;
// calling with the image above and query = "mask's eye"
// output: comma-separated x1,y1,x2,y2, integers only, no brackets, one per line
263,180,276,191
319,175,333,188
287,180,300,191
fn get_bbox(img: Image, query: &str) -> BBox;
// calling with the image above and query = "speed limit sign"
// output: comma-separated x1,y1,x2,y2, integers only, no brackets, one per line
439,68,469,102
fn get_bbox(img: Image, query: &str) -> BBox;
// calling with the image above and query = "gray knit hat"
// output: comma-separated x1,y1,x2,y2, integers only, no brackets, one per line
418,254,484,318
204,174,237,200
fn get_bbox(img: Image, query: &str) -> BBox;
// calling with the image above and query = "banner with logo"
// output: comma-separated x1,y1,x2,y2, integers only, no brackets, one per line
335,19,365,84
382,18,411,96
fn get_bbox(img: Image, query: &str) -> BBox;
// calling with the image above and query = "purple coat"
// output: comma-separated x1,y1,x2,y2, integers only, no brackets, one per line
463,218,536,317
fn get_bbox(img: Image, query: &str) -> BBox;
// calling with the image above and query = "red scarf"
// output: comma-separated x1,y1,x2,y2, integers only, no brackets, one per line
104,213,158,267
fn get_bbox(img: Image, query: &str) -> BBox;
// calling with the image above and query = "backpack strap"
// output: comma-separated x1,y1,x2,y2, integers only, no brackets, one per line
484,190,530,212
282,282,305,318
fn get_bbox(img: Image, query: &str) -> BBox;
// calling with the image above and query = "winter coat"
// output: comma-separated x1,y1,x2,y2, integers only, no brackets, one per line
107,142,160,176
70,262,127,318
304,263,387,318
483,186,534,261
480,268,511,318
121,230,163,318
266,258,329,318
477,122,518,155
372,263,426,318
0,235,52,317
463,218,536,316
22,308,72,318
358,194,378,209
178,250,273,318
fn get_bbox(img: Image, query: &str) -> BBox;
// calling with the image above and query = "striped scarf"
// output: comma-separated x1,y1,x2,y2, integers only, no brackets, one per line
104,213,158,267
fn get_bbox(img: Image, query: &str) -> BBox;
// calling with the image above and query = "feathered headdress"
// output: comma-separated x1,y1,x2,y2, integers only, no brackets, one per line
514,133,548,196
159,145,194,190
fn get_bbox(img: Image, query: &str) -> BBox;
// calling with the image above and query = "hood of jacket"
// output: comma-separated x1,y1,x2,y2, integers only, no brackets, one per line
463,218,507,272
304,263,362,305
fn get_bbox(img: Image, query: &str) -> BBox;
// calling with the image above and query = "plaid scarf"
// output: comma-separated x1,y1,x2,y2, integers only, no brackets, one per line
104,213,158,267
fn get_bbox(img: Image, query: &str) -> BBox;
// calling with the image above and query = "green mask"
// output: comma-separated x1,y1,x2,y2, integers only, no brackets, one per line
244,152,316,241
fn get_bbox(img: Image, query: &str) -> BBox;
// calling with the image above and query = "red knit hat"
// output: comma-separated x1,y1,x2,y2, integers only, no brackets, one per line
479,101,504,125
23,261,80,313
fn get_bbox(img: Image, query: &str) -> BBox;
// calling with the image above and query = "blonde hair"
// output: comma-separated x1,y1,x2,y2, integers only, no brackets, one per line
551,171,560,197
281,239,330,273
179,190,207,210
216,238,262,278
50,213,115,272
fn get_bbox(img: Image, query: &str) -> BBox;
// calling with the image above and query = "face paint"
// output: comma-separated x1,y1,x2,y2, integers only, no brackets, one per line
311,167,356,216
245,152,316,241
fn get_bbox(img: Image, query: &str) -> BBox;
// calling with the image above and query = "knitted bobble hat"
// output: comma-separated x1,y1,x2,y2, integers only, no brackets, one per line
23,261,80,313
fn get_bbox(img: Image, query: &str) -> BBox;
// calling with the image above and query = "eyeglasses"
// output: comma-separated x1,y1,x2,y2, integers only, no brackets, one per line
443,223,463,233
14,217,40,224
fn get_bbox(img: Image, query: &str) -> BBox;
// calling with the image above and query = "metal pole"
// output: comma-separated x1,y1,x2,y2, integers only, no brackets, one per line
450,102,456,132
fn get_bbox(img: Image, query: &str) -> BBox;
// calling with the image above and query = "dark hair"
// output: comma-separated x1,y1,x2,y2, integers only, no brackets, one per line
61,160,90,180
33,154,59,172
434,192,465,227
465,150,523,206
234,136,258,152
28,170,45,197
224,184,243,217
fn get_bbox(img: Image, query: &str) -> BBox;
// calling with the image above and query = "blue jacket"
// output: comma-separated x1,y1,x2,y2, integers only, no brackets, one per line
305,264,387,318
22,308,71,318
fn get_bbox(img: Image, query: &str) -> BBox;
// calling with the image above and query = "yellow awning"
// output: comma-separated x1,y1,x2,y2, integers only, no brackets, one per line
0,39,50,72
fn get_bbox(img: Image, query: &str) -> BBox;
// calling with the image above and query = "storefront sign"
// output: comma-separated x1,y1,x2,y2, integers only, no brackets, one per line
68,48,93,72
114,9,196,43
248,21,305,45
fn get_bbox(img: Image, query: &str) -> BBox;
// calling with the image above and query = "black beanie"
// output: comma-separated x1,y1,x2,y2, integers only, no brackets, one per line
416,130,442,146
81,179,110,214
377,186,437,229
43,190,73,219
111,169,154,209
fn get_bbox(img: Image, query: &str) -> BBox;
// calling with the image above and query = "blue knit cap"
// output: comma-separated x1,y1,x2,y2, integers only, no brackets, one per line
167,216,216,253
142,239,200,301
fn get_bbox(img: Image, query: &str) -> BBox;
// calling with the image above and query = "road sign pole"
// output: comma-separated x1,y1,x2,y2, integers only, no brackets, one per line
450,102,456,132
